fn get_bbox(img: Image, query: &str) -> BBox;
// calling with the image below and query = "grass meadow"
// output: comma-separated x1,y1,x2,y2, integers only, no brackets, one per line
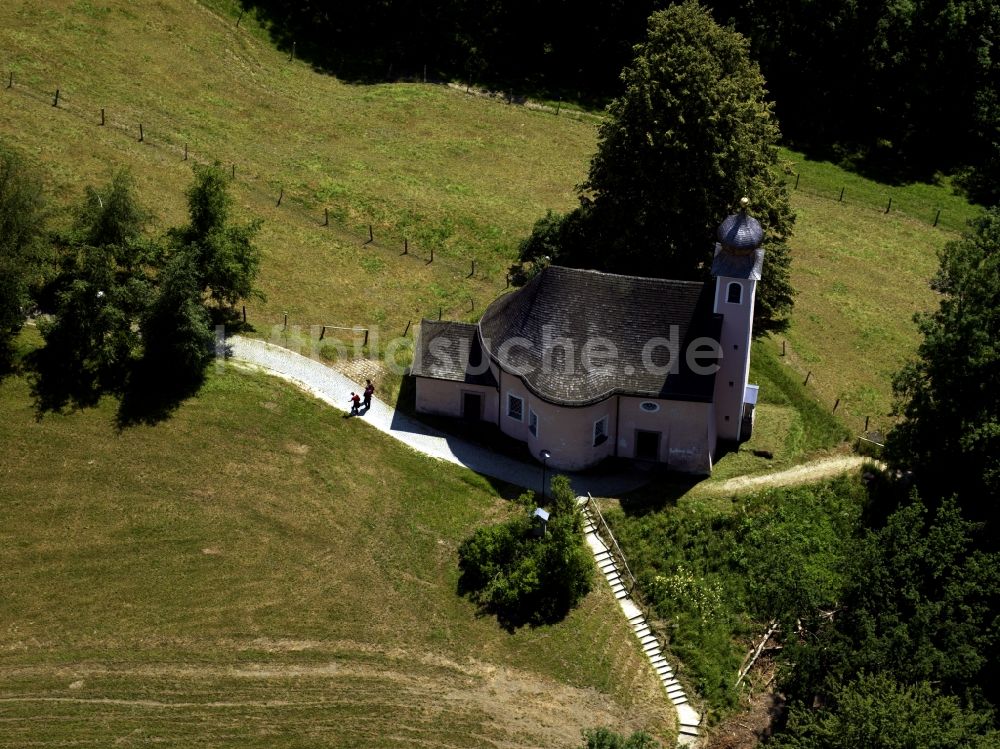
0,0,985,740
0,0,979,437
0,333,671,747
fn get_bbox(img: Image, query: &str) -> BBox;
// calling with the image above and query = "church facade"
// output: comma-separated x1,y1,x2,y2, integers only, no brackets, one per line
410,209,765,474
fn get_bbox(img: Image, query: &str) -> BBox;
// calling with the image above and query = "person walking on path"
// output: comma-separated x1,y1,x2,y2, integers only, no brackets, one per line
362,379,375,411
349,392,361,415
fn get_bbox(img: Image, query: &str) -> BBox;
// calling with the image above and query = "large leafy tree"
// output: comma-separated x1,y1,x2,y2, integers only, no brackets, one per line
514,1,794,323
886,207,1000,524
171,163,263,311
33,170,152,408
0,141,48,367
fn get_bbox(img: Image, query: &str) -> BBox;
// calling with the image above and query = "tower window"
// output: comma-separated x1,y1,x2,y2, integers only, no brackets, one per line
727,282,742,304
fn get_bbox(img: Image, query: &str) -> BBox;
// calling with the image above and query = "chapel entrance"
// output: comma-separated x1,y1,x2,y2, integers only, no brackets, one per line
462,392,482,421
635,429,661,461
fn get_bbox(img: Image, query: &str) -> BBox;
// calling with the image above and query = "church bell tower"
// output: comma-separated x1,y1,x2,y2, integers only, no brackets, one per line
711,198,764,442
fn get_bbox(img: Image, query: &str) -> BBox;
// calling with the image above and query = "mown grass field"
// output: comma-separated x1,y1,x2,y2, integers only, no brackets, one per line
0,0,979,438
0,333,671,747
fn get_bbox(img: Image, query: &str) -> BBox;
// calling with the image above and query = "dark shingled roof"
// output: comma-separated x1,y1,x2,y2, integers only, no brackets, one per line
711,244,765,280
712,210,766,280
412,320,497,386
718,211,764,250
476,266,722,406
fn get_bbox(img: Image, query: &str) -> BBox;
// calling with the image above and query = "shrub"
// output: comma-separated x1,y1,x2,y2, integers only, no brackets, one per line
458,475,592,627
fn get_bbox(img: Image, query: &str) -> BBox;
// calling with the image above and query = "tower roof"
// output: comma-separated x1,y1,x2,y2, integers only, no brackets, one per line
712,202,766,280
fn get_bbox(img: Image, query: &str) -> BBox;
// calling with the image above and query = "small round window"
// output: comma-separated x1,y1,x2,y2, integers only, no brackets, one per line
639,401,660,413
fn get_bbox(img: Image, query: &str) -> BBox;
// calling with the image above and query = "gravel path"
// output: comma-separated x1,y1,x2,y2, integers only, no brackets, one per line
710,456,875,494
229,337,649,497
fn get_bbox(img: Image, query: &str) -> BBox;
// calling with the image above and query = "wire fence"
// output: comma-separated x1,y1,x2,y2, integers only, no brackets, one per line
2,63,518,340
779,170,973,234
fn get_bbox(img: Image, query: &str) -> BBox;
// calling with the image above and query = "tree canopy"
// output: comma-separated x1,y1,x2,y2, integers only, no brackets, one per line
170,163,263,310
513,1,795,324
32,165,262,422
0,141,48,368
886,207,1000,525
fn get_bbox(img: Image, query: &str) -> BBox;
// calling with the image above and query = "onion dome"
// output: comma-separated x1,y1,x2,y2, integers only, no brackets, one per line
712,198,765,280
717,197,763,252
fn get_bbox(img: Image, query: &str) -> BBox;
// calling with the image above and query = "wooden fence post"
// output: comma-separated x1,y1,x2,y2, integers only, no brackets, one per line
184,143,188,161
794,173,800,190
138,123,144,142
242,305,247,324
276,188,283,207
839,187,845,202
833,398,840,412
52,88,59,107
283,312,288,330
804,371,812,386
100,108,105,126
323,208,329,226
934,209,941,227
6,72,12,89
403,238,408,254
885,197,892,214
403,320,411,336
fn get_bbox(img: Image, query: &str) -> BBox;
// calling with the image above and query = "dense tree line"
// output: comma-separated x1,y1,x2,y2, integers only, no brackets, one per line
244,0,999,202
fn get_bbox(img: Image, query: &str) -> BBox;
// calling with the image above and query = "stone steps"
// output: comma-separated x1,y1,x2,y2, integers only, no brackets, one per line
577,496,702,745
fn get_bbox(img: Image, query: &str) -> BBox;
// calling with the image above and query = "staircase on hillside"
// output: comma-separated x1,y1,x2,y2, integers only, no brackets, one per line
578,495,702,746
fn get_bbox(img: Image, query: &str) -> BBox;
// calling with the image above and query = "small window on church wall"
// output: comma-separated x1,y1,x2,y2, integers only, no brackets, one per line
593,416,609,446
727,282,742,304
507,394,524,421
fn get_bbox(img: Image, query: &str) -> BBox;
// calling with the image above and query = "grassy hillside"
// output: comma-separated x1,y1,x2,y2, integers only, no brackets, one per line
0,0,979,440
0,337,671,747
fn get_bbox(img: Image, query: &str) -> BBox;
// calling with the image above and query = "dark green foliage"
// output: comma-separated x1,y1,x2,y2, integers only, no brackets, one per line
33,245,149,409
514,1,795,325
775,497,1000,745
784,498,1000,706
608,478,865,712
458,475,592,628
725,0,1000,202
32,166,259,422
75,169,148,251
887,208,1000,525
581,727,661,749
770,674,996,749
171,163,263,309
139,250,214,389
0,141,48,368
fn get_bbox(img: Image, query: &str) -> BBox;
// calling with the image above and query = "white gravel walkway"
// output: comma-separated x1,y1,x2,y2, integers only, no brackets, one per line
228,336,649,496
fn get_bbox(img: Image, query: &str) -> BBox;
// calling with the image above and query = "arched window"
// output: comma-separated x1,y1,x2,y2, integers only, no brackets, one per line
727,282,742,304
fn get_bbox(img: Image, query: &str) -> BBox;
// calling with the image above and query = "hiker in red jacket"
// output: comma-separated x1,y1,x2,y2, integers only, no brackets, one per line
349,392,361,415
362,379,375,411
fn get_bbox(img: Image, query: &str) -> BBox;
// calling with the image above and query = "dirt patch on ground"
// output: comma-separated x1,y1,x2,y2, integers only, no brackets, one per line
702,659,785,749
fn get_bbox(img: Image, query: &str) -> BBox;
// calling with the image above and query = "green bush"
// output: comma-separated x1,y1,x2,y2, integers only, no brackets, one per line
581,727,661,749
458,475,592,628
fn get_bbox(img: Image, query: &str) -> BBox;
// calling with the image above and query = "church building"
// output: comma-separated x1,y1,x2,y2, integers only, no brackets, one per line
410,206,764,474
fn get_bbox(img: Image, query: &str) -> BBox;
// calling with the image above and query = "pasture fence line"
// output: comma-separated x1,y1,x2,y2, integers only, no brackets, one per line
2,63,515,321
